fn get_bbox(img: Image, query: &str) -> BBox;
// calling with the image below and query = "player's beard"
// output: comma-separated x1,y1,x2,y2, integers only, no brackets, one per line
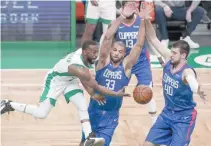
87,57,96,65
126,13,135,19
170,59,180,67
110,55,123,64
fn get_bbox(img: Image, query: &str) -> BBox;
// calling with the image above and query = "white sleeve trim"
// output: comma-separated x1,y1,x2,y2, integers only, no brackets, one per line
185,75,199,93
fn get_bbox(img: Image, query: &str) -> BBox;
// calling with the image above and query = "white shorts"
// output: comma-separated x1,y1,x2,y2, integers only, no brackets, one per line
86,0,116,24
39,76,83,106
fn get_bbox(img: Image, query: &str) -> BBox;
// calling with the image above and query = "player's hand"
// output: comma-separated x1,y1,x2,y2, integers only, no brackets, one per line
92,93,106,105
137,2,154,19
116,87,131,97
121,1,138,18
163,5,173,18
186,10,192,23
197,86,208,104
90,0,99,6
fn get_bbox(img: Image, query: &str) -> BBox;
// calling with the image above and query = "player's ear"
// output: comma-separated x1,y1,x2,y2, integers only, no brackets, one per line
82,49,87,56
181,53,187,59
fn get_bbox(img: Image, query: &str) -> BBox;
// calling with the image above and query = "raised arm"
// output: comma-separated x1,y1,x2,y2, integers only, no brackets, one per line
97,2,138,70
145,19,171,62
96,15,125,70
123,18,145,76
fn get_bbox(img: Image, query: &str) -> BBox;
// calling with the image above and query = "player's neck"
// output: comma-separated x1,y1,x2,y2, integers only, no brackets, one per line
81,55,91,68
111,61,121,68
171,60,187,72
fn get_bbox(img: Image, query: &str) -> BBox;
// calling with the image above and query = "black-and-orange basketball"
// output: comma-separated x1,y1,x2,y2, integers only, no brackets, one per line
133,85,153,104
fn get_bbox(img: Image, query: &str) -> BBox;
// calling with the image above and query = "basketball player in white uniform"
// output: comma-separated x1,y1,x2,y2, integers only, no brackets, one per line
81,0,116,44
1,40,129,146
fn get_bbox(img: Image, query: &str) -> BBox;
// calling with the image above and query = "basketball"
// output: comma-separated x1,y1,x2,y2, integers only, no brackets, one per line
133,85,153,104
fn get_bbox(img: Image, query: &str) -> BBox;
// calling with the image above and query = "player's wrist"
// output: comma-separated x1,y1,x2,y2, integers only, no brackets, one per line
140,16,151,20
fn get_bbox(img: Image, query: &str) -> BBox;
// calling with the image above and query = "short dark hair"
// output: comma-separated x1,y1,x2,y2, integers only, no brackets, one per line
172,40,190,58
112,41,126,49
82,40,98,50
122,0,141,10
122,1,128,7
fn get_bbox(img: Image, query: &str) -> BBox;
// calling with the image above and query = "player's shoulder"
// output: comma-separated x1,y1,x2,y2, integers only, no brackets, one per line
70,48,95,69
183,67,196,76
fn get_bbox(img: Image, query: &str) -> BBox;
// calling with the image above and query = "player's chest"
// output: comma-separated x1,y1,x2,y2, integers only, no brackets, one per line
117,30,138,40
162,72,181,89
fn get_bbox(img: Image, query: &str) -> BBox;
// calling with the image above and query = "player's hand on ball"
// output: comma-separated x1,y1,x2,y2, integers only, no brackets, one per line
92,93,106,105
116,87,131,97
121,1,138,18
197,86,208,104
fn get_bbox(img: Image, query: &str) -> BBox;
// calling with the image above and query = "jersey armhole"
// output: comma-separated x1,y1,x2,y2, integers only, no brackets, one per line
183,67,197,85
95,56,110,72
163,60,171,71
95,61,110,74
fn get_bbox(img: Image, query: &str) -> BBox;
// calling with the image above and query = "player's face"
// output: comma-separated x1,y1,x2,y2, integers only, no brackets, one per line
86,45,99,64
123,1,135,19
110,43,125,63
170,47,186,65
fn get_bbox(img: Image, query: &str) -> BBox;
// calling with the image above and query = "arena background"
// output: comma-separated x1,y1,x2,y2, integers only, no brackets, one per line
1,1,211,146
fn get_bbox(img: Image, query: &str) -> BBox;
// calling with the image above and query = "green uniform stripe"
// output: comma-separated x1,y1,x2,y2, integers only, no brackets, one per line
99,18,111,24
49,98,57,106
86,18,98,24
80,55,93,69
71,64,85,68
40,71,72,105
64,89,83,103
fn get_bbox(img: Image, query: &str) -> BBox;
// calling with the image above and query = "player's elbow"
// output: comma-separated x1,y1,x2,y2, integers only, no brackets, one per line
137,43,144,48
104,34,112,40
81,74,91,81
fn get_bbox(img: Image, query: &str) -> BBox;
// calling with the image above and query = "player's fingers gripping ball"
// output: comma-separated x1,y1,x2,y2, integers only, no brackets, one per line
133,85,153,104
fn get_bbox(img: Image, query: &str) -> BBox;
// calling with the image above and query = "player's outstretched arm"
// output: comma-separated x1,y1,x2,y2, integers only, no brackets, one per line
68,65,130,97
83,78,130,97
68,65,92,81
97,2,138,70
97,16,125,70
81,80,106,105
183,68,207,103
146,40,165,67
123,18,145,75
145,19,171,62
